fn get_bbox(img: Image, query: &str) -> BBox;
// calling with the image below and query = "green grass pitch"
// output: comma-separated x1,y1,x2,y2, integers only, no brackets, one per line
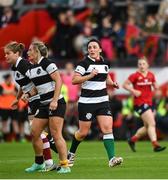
0,141,168,179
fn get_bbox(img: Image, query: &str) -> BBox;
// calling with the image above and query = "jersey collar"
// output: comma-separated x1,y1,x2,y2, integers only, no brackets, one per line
137,71,149,78
37,56,44,64
87,55,104,62
15,57,22,67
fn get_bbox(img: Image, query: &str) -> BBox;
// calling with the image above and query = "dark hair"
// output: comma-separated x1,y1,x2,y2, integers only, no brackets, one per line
87,38,101,49
4,41,25,56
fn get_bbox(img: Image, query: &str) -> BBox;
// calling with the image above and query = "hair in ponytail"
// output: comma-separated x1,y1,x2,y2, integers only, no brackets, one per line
31,41,48,58
4,41,25,56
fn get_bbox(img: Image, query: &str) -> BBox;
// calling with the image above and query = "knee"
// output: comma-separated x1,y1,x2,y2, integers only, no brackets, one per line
31,128,40,140
77,130,88,140
100,125,112,134
50,129,62,141
149,121,156,127
147,119,156,127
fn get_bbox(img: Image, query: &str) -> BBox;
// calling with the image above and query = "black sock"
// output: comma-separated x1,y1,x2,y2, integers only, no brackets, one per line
69,135,82,154
35,156,44,164
47,134,58,153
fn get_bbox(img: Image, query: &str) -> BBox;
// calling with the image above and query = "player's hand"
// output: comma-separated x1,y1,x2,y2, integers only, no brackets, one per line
133,90,141,97
90,68,98,78
21,93,29,102
49,100,58,111
11,99,18,109
112,81,119,89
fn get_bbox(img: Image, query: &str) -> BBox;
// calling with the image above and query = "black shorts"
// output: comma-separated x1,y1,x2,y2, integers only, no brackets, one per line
35,98,66,119
0,109,18,121
18,109,28,122
78,102,112,121
134,104,154,115
28,99,40,115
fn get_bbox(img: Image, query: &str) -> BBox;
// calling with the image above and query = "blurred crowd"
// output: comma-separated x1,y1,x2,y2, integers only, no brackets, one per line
0,62,168,143
1,0,168,67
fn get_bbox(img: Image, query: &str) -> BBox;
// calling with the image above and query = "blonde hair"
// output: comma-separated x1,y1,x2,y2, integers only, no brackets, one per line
31,41,48,58
4,41,25,56
138,56,148,63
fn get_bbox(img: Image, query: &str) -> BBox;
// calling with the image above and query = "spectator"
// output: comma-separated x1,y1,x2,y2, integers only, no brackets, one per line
50,9,81,62
94,0,116,26
125,17,141,66
0,74,19,142
74,18,96,56
62,62,79,103
155,88,168,134
68,0,87,14
142,14,160,65
62,62,79,140
122,96,143,141
0,6,18,28
162,9,168,65
17,99,28,142
158,0,168,28
65,10,82,61
97,15,115,61
0,0,14,6
113,21,126,63
50,9,69,60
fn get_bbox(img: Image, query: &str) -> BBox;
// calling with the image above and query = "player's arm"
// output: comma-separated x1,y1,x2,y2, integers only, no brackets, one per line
151,73,159,90
152,82,159,90
50,71,62,103
72,70,98,85
123,79,134,93
106,74,119,89
123,79,141,97
21,86,38,102
16,87,23,100
11,87,23,109
27,86,38,97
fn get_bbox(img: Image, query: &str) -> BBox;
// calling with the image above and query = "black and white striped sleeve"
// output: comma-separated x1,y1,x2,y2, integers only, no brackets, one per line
75,61,87,75
17,60,30,76
41,59,58,74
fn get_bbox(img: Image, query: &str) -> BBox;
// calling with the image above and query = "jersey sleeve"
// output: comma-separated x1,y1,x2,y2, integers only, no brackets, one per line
128,73,136,84
75,61,87,75
17,60,30,76
41,58,58,74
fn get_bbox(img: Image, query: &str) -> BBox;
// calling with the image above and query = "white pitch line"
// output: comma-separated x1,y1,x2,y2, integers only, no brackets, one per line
0,154,163,164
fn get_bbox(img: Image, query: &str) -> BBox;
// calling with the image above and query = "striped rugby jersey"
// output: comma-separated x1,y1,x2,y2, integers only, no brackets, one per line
12,57,40,102
75,56,110,104
26,57,63,105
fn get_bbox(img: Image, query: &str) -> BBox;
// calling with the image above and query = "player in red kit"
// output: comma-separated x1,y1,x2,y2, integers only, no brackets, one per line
123,57,166,152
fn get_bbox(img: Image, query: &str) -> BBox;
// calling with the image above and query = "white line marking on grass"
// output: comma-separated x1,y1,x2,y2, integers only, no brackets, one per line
0,154,165,164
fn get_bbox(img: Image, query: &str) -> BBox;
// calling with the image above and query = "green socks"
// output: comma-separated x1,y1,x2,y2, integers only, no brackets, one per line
103,133,115,160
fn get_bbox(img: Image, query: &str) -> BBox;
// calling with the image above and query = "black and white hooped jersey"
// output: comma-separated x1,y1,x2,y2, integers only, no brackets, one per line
12,57,40,102
75,56,110,104
27,57,63,105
